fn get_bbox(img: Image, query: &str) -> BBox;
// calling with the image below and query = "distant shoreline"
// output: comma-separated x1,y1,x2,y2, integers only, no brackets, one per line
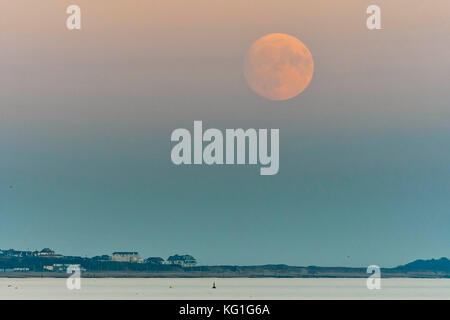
1,266,449,279
2,257,449,279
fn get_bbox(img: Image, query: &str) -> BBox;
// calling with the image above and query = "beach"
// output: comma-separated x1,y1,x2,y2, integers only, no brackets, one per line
1,278,449,300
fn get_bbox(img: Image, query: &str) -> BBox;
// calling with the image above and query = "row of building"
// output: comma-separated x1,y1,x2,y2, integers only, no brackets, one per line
0,248,59,258
0,248,197,267
110,252,197,267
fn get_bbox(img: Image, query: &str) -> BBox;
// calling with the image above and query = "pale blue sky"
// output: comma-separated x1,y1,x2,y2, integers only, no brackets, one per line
1,0,449,267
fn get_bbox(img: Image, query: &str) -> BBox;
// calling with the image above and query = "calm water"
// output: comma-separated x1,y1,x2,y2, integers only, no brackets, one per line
1,278,449,299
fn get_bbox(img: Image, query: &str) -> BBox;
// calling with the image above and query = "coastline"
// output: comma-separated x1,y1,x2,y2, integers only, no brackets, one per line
1,267,449,279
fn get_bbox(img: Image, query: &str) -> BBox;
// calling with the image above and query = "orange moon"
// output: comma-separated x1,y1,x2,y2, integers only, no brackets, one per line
244,33,314,101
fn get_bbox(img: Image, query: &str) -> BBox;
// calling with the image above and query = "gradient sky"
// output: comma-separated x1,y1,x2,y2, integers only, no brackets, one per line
1,0,449,267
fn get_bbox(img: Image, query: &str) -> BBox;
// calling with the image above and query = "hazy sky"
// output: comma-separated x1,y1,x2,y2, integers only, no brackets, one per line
1,0,449,267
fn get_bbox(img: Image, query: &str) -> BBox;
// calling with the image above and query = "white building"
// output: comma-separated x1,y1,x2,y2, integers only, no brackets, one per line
111,252,140,263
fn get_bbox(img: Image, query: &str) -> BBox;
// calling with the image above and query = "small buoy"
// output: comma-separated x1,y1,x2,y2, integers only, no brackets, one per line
15,286,18,290
169,285,173,288
212,282,216,289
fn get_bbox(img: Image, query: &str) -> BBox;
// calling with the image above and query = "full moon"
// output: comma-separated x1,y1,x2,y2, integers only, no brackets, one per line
244,33,314,101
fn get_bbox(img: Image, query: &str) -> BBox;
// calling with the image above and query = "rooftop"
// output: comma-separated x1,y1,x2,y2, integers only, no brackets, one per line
112,252,138,255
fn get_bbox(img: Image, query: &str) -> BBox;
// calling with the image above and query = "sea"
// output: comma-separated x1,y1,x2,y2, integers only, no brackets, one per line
1,278,449,299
